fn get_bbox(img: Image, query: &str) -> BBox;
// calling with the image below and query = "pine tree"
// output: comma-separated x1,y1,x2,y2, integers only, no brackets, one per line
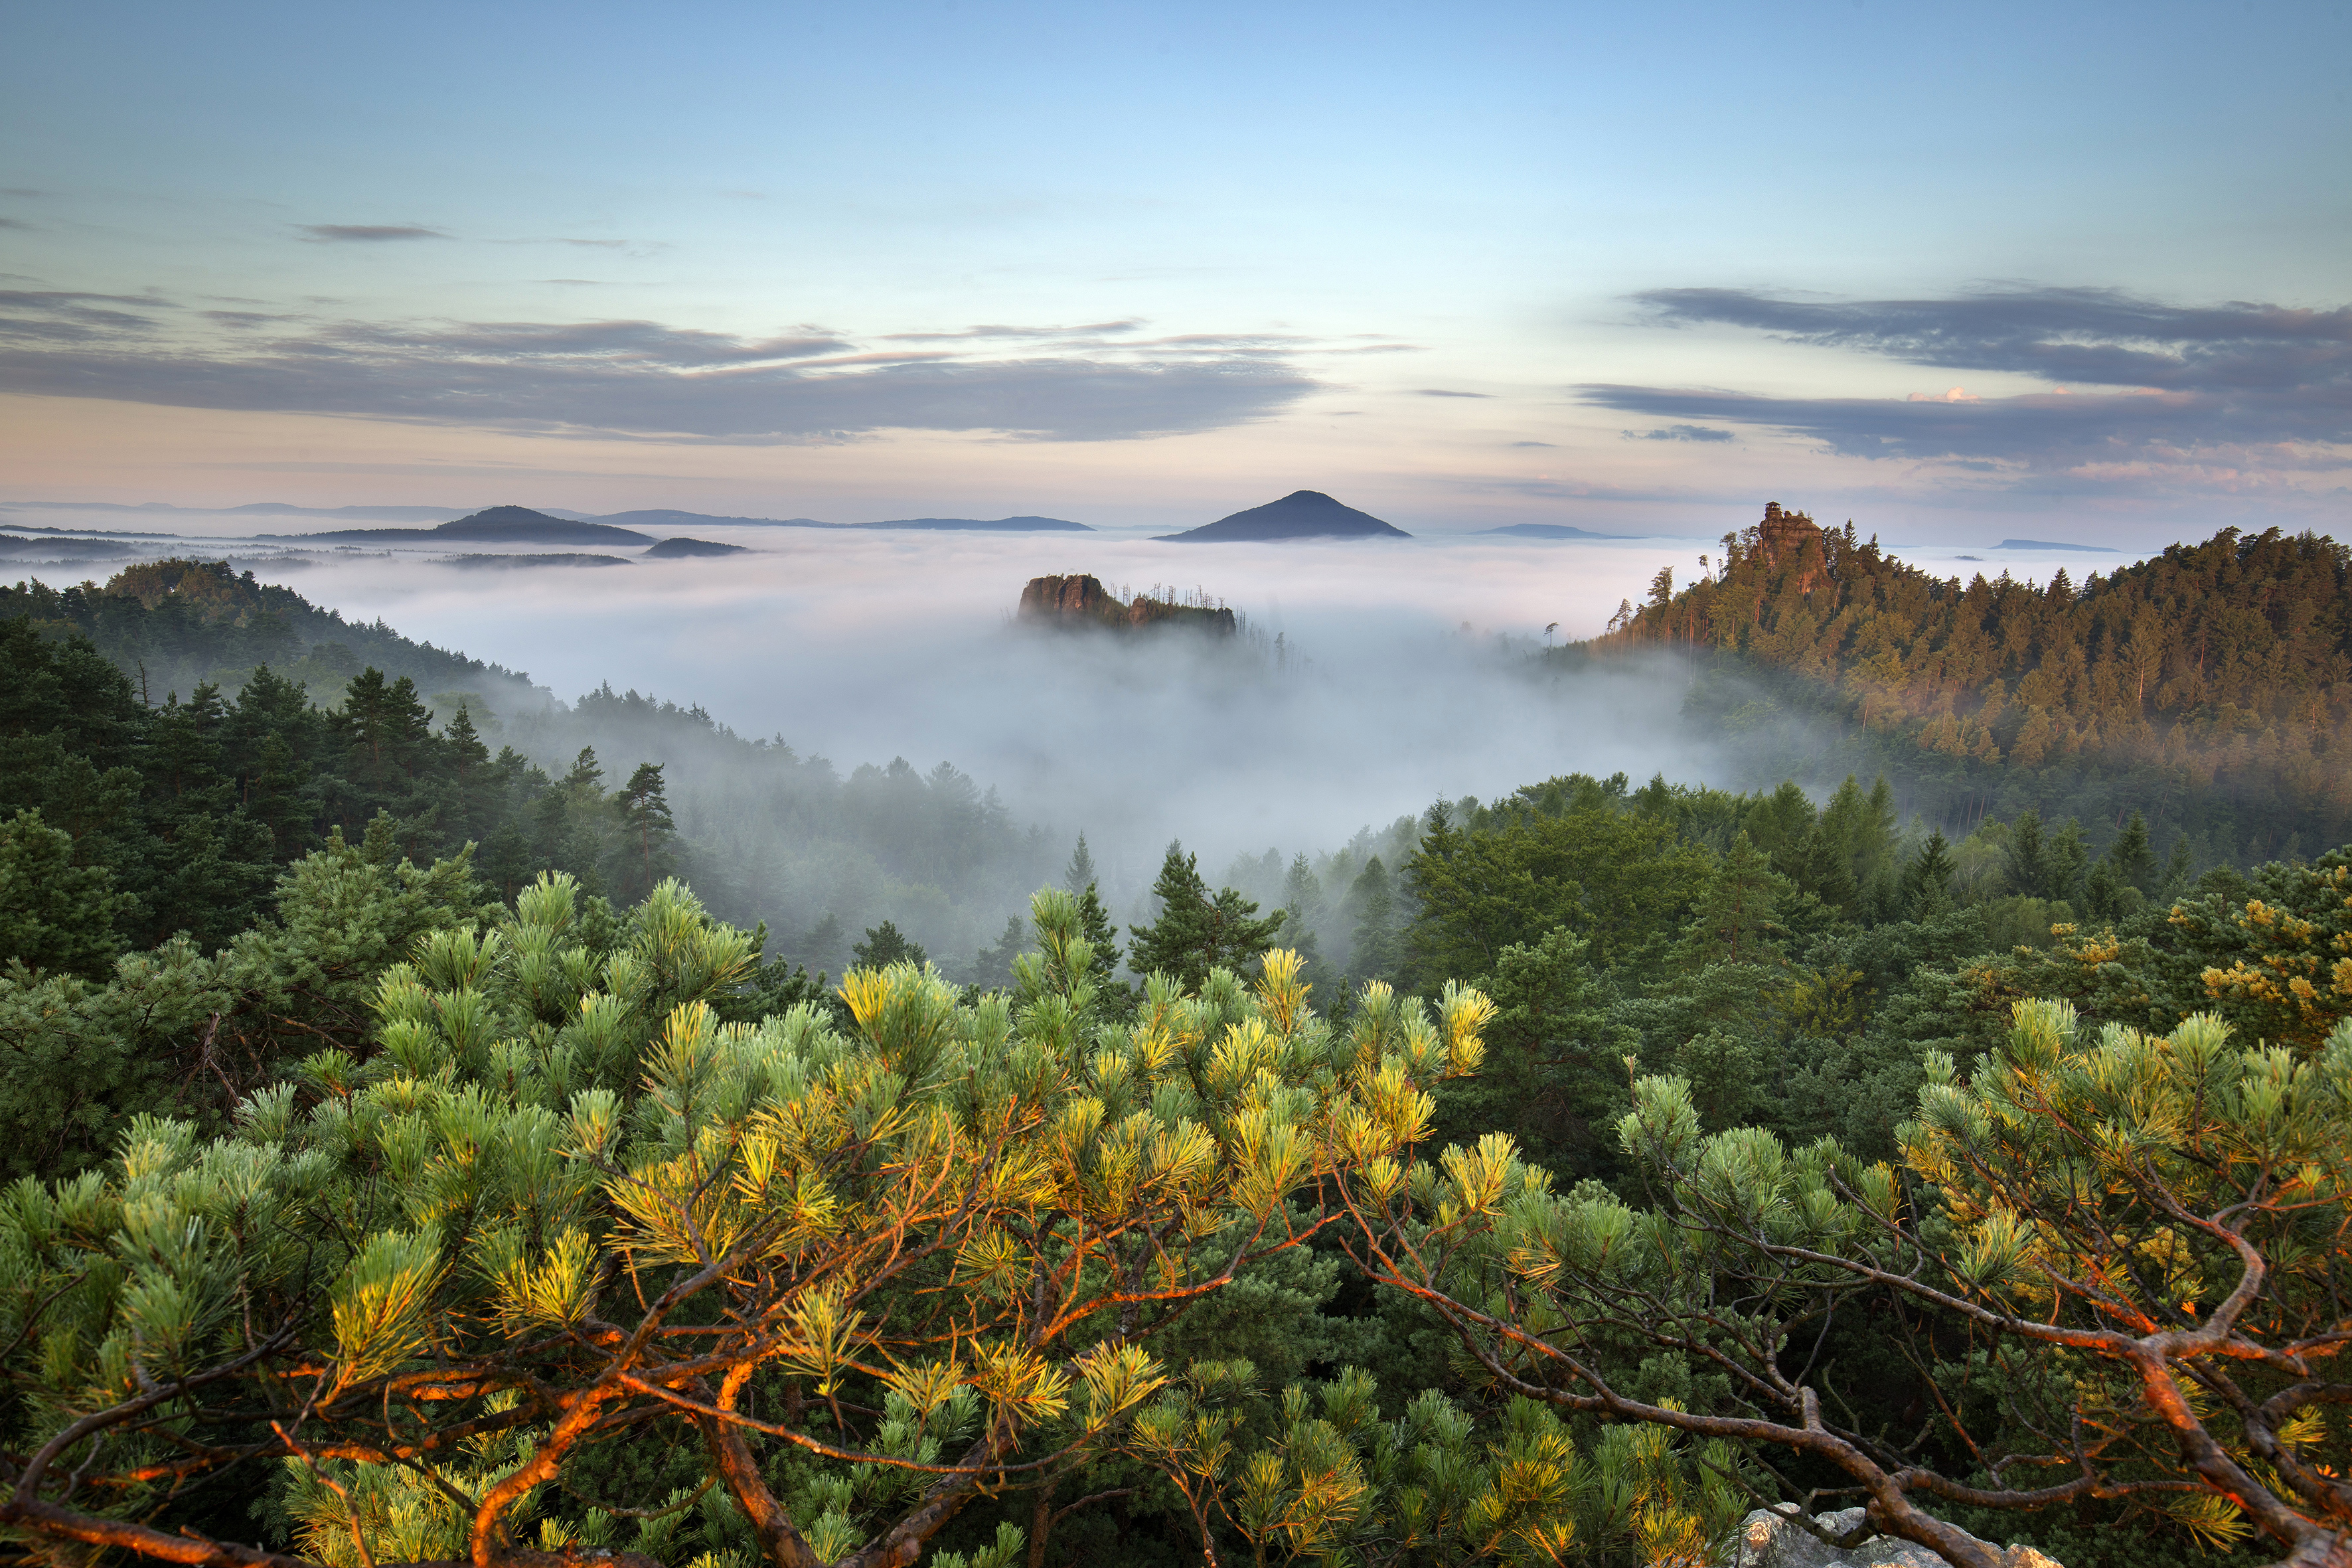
852,918,927,969
442,704,489,781
1678,832,1790,968
2109,809,2157,894
1064,831,1097,894
1127,840,1284,990
0,809,134,979
562,747,603,794
613,761,676,902
798,911,846,975
1902,829,1958,918
967,914,1028,991
1073,880,1123,984
2161,836,2195,896
2004,809,2053,898
1344,854,1398,983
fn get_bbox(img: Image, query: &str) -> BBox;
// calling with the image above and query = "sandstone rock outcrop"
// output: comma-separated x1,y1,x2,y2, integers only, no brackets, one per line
1017,574,1237,635
1723,1508,2063,1568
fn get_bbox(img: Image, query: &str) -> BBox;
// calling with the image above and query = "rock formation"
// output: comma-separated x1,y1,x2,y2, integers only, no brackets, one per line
1017,574,1237,635
1723,1507,2063,1568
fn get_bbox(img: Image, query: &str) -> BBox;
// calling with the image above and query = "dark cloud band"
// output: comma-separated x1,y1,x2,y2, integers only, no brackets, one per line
1590,285,2352,482
0,295,1322,443
299,224,449,242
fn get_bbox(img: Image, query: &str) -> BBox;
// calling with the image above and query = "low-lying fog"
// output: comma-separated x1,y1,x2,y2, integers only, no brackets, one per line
255,528,1716,880
5,502,2148,945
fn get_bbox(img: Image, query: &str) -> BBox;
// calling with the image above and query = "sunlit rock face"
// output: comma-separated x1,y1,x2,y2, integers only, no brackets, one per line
1017,574,1237,635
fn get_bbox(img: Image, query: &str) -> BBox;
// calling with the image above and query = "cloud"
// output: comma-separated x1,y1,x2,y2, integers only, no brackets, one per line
0,289,175,344
0,295,1324,443
299,224,449,242
1634,285,2352,392
1622,424,1734,442
1415,388,1491,398
1510,440,1556,447
886,320,1146,342
0,218,31,231
1587,285,2352,492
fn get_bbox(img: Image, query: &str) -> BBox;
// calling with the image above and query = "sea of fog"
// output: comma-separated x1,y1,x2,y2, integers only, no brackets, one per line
0,505,2146,880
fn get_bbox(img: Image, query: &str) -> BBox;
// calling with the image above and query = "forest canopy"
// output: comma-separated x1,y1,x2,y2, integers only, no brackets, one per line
1575,509,2352,864
4,542,2352,1567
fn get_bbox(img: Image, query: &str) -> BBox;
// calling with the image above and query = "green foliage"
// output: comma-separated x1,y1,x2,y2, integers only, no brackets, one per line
0,809,133,979
851,917,927,969
1127,840,1286,990
0,880,1488,1568
1353,1000,2352,1568
1127,1362,1745,1565
1577,513,2352,852
1405,781,1713,982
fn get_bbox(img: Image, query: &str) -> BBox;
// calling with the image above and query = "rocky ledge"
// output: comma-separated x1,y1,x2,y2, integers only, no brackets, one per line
1725,1508,2062,1568
1018,574,1237,635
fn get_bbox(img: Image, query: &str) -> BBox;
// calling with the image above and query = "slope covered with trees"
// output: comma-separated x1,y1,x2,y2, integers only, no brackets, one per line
0,561,1054,969
7,548,2352,1567
1575,509,2352,860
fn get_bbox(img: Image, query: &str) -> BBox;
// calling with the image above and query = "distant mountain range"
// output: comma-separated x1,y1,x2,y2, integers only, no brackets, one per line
3,501,468,524
1158,491,1411,542
1478,523,1638,541
582,509,1091,533
3,501,1093,534
262,507,657,546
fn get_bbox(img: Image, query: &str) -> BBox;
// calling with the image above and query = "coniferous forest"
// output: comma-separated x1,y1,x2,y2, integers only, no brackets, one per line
3,520,2350,1568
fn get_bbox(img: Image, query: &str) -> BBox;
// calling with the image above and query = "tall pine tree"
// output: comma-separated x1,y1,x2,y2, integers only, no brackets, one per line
1127,840,1284,990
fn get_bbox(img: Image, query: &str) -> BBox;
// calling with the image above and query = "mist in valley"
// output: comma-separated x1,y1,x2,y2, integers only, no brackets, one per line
24,520,1757,969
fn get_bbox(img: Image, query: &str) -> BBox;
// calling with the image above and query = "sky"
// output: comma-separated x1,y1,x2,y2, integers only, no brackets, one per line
3,0,2348,544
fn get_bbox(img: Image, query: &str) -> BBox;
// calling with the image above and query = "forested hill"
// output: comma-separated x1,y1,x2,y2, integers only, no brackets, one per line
0,558,1053,967
1573,507,2351,858
0,557,540,712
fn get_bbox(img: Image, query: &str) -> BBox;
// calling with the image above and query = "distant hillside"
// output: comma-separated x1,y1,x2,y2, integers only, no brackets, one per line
588,509,1091,533
594,509,835,530
1481,523,1637,540
1996,538,2118,553
1573,503,2352,854
0,501,465,524
643,536,752,558
871,516,1092,533
445,552,631,569
0,534,137,561
1158,490,1410,542
0,557,541,710
266,505,655,546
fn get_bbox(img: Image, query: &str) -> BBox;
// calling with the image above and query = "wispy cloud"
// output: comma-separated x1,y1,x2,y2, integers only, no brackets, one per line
1415,388,1490,398
299,224,449,242
0,289,176,344
0,218,32,231
0,294,1324,443
1588,285,2352,495
885,320,1146,342
1623,423,1733,442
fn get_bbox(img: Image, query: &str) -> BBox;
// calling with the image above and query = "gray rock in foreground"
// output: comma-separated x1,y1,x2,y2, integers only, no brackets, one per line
1725,1507,2063,1568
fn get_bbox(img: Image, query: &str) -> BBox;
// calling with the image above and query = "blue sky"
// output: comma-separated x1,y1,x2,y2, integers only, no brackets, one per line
3,0,2346,540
